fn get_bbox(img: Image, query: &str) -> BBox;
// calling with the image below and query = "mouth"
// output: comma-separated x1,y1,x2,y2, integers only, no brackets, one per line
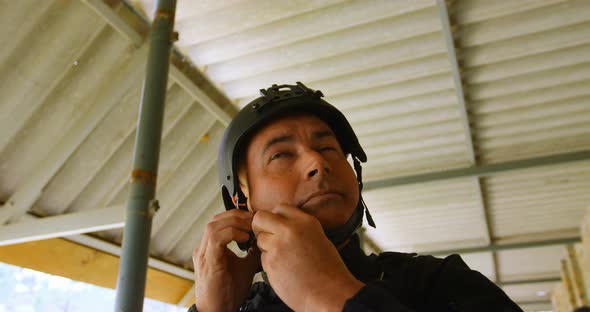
299,190,343,208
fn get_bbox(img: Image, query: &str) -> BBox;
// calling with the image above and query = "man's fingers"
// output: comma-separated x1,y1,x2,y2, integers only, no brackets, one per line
208,227,251,247
270,203,307,219
252,210,286,236
207,215,252,234
196,215,253,261
211,209,253,221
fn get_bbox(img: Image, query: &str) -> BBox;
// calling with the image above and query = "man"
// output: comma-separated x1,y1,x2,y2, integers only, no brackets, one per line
189,83,522,312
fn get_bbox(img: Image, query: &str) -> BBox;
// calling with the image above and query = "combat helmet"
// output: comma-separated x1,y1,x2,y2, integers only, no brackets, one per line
218,82,375,250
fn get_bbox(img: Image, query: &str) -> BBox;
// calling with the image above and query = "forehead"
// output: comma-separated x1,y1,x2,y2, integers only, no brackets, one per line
246,114,334,150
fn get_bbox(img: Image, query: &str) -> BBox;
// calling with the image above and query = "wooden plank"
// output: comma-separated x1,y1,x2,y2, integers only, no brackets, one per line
552,282,573,312
0,238,193,306
560,259,577,310
178,284,196,307
566,245,589,306
580,207,590,301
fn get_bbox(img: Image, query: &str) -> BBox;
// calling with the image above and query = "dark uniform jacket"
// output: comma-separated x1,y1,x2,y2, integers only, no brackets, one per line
189,234,522,311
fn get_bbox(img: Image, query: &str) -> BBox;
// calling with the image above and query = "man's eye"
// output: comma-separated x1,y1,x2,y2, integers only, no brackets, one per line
320,146,336,152
270,152,285,161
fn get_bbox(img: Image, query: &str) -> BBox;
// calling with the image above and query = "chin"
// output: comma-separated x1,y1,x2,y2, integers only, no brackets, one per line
313,208,354,230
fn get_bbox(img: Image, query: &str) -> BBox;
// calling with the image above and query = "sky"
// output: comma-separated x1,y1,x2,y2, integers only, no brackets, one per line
0,261,185,312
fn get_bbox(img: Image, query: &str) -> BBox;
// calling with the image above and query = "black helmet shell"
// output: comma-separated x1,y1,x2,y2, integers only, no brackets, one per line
218,82,366,210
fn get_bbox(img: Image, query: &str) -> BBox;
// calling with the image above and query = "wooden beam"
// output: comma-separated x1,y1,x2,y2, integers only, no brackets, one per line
178,284,196,307
0,238,193,306
0,207,125,246
9,213,195,282
64,233,194,281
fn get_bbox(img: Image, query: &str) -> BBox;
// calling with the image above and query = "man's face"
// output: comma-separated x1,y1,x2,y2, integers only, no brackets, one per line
240,114,359,230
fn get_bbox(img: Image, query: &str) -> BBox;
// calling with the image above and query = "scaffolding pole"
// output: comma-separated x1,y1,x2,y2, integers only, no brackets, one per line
114,0,177,310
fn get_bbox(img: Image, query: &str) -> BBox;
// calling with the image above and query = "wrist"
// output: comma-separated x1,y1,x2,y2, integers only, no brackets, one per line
194,301,238,312
308,277,365,312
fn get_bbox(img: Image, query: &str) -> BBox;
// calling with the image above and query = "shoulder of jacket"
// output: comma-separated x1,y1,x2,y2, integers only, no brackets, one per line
374,251,470,283
376,251,466,266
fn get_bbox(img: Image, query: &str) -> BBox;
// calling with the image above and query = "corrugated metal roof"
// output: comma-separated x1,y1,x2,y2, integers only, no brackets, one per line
2,0,590,308
362,178,488,252
455,251,496,281
487,161,590,239
457,0,590,165
502,282,556,310
498,246,566,282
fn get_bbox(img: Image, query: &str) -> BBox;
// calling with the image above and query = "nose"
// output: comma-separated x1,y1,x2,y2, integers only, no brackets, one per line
304,150,331,179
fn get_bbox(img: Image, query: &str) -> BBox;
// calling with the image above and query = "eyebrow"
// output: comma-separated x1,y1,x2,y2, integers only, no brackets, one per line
262,129,336,155
262,134,294,156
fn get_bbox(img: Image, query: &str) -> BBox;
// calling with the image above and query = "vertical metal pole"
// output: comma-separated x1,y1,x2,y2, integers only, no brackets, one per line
115,0,176,310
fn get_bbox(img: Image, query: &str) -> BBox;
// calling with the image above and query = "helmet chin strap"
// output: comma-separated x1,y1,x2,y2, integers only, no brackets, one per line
324,198,364,246
324,157,375,247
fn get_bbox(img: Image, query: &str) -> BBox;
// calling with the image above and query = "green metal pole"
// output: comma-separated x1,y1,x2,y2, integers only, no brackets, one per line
115,0,176,310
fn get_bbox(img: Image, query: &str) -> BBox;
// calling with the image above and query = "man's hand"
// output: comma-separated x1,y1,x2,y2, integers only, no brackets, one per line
193,209,261,312
252,204,364,312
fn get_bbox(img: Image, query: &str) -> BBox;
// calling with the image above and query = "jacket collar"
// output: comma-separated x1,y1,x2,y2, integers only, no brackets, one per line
338,234,382,283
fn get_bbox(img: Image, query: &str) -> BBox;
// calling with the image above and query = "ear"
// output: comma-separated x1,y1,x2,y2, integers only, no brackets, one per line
239,177,250,198
237,165,249,196
237,167,251,211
